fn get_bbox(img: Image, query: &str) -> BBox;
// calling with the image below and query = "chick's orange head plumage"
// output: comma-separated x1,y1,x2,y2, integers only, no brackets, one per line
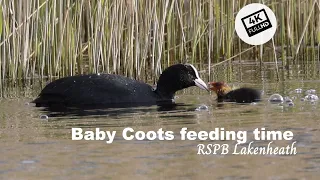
208,81,232,96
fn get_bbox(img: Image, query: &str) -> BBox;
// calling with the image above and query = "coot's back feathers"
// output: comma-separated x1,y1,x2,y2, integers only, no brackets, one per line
33,64,208,108
208,82,261,103
33,74,159,107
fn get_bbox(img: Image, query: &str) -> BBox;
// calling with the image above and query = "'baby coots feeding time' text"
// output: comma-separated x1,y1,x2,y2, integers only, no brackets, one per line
208,82,261,103
33,64,209,108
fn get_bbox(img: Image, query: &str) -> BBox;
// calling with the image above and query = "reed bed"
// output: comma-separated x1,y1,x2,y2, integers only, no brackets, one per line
0,0,319,88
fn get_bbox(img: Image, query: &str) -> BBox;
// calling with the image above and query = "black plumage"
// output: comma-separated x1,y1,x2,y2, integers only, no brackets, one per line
209,82,261,103
33,64,208,108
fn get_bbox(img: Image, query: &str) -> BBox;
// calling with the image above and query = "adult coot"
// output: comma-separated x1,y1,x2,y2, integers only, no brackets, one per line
33,64,209,108
208,82,261,103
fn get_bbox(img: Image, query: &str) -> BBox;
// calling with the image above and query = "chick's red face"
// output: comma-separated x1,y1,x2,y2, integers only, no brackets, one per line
208,82,225,93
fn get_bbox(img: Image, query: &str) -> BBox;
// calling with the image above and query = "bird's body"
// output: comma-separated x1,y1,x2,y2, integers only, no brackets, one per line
222,87,261,103
33,74,161,107
33,64,208,108
208,82,261,103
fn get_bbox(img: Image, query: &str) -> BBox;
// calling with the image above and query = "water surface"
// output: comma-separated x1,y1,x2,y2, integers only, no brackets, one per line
1,62,320,179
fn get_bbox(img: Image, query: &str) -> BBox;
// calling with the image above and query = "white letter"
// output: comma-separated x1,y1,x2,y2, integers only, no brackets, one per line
135,131,146,140
157,128,165,140
84,131,94,140
72,128,83,140
198,131,208,140
123,127,134,140
197,144,205,155
253,128,260,140
221,144,229,154
180,128,188,140
187,131,197,140
165,131,174,140
212,144,221,154
96,128,106,140
205,144,212,155
146,131,157,140
237,131,247,144
233,143,240,154
106,131,116,144
283,131,293,140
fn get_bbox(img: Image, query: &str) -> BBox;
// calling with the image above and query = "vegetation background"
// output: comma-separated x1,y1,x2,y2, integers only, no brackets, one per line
0,0,319,87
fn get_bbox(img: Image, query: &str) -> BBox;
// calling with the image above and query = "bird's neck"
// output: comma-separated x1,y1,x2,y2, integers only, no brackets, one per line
155,75,181,100
216,86,232,98
154,86,175,100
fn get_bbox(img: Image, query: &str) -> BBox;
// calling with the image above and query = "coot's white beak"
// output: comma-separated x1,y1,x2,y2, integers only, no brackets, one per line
194,78,209,91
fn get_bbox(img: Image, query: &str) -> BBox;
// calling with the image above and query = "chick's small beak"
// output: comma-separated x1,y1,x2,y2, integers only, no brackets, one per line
194,78,209,91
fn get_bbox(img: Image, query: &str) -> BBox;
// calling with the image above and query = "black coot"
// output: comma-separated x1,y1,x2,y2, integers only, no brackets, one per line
208,82,261,103
33,64,208,108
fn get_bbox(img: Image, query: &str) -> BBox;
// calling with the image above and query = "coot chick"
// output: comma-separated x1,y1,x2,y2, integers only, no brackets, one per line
33,64,209,108
208,82,261,103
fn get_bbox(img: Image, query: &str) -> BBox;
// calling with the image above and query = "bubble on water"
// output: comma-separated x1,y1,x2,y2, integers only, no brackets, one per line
22,160,35,164
284,97,293,103
287,102,294,107
311,100,317,105
310,89,316,94
195,105,209,111
305,90,311,94
269,94,284,103
295,88,303,94
304,94,319,101
305,89,317,95
40,115,49,120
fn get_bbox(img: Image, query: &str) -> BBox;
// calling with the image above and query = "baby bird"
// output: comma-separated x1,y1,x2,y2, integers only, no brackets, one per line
208,82,261,103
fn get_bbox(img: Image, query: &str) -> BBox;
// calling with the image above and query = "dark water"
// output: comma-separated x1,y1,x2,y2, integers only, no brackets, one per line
1,61,320,179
